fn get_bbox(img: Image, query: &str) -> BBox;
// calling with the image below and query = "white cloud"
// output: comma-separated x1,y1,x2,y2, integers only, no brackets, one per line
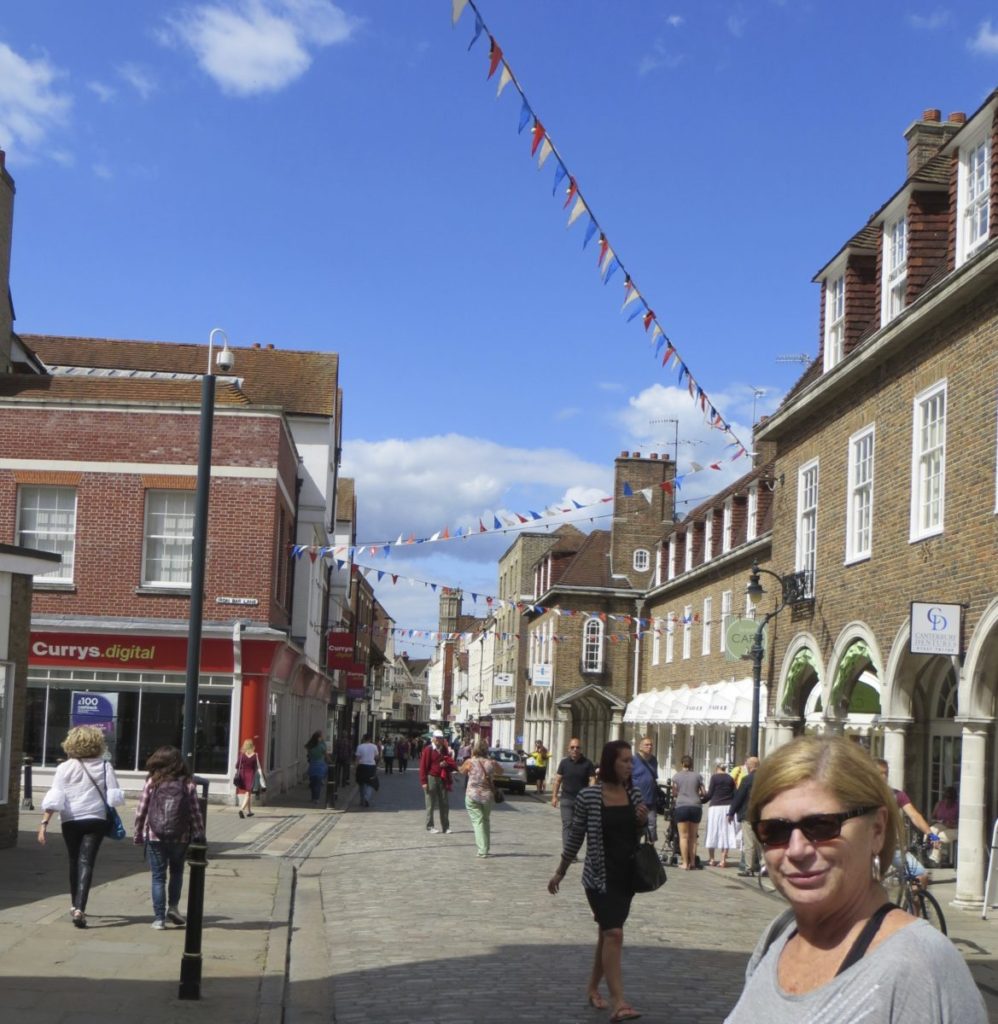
117,63,157,99
165,0,361,96
969,19,998,54
87,81,116,103
554,407,581,421
667,15,684,28
0,42,72,159
727,13,748,37
908,10,950,31
92,162,113,180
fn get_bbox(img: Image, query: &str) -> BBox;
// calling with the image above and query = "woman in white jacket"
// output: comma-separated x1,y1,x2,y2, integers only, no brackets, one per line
37,725,125,929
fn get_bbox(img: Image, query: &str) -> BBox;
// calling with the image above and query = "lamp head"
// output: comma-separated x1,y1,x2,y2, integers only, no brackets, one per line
746,561,764,608
215,342,235,373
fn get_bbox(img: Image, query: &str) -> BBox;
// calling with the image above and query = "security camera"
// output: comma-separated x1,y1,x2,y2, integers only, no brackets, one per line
215,345,235,372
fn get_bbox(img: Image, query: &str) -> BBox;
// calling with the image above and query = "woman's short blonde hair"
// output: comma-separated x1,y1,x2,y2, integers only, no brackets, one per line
749,735,903,865
472,737,490,758
241,739,256,754
62,725,108,759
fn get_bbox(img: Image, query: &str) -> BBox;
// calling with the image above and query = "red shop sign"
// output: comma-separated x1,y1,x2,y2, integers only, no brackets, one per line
30,631,235,674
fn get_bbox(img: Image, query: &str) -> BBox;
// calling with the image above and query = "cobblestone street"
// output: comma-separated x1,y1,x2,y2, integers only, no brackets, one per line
303,771,801,1024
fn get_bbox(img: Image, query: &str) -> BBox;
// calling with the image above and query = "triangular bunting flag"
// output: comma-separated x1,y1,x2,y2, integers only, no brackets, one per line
496,63,512,97
537,136,553,168
468,12,484,49
567,195,587,227
487,38,503,78
518,97,531,133
452,0,469,25
530,118,545,155
552,161,567,197
622,482,633,496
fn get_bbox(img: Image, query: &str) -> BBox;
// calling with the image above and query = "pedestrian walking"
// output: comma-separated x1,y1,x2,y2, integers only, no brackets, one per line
235,739,264,818
630,736,660,842
724,736,986,1023
548,739,648,1022
305,731,329,805
396,737,411,773
704,760,739,868
460,737,501,857
672,754,706,870
382,737,396,774
355,733,380,807
333,732,353,789
37,725,125,929
419,730,456,833
551,738,596,848
132,745,206,930
729,756,760,875
531,739,550,794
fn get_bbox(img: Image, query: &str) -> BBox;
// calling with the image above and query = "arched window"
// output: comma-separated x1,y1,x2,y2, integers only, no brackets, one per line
633,548,650,571
935,674,958,718
583,617,604,673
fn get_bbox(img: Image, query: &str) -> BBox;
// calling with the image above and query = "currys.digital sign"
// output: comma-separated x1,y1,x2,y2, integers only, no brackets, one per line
910,602,961,656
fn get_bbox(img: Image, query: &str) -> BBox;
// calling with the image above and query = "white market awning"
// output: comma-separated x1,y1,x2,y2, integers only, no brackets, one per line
625,679,766,727
623,689,658,723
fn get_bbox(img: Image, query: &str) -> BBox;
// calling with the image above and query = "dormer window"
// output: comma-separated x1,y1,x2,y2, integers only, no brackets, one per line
824,273,845,370
722,498,733,553
667,536,677,580
684,530,693,572
882,214,907,325
747,484,758,541
704,512,714,562
958,130,991,266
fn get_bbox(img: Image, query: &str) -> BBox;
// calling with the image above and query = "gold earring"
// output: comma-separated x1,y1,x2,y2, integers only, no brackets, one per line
871,853,881,881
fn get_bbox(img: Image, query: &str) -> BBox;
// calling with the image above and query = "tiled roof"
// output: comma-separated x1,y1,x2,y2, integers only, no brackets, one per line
776,358,821,408
337,478,356,522
0,374,250,405
674,461,775,529
554,530,613,589
21,335,338,417
911,149,951,187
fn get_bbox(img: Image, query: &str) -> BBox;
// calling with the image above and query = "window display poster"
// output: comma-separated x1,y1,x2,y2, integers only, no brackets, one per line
71,691,118,753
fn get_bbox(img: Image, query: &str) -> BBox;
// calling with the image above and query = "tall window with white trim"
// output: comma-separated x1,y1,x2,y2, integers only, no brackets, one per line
747,484,758,541
665,614,674,663
720,590,732,655
651,618,661,666
882,215,907,324
682,604,692,659
583,617,604,673
796,461,818,596
911,382,946,540
684,531,693,572
701,596,712,655
668,536,677,580
846,427,875,562
824,274,845,370
704,512,714,562
17,486,77,581
722,498,733,553
143,490,195,586
958,132,991,265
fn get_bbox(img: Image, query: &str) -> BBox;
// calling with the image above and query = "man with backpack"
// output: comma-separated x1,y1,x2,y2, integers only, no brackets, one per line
133,746,206,930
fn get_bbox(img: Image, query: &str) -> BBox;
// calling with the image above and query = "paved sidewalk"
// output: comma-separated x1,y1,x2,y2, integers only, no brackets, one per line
0,782,345,1024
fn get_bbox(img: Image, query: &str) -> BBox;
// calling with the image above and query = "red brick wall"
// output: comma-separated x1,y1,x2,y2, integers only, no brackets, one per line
907,190,950,298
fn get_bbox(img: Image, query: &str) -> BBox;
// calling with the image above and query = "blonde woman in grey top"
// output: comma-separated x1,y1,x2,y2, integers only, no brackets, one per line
724,736,985,1023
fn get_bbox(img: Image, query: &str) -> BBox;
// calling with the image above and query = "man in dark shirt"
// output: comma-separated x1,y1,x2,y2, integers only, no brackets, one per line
631,736,660,841
728,755,759,875
551,738,596,847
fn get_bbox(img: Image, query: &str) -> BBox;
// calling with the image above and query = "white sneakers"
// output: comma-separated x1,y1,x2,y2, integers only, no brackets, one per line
427,827,440,834
151,919,166,930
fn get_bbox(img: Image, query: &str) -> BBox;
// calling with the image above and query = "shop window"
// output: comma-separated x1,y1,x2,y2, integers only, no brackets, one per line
143,490,195,587
17,485,77,582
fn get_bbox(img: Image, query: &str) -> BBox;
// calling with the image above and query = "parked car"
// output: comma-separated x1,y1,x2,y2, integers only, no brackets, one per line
489,748,528,794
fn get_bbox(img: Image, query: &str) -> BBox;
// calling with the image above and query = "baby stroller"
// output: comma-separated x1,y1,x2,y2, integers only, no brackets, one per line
656,784,681,867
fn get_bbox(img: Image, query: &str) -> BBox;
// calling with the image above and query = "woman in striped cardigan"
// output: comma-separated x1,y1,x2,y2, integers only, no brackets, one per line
548,739,649,1022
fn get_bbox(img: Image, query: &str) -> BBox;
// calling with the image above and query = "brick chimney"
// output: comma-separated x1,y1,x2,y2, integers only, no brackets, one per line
904,108,963,176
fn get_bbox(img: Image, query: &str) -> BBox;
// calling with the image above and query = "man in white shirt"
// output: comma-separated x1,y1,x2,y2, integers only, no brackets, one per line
354,733,380,807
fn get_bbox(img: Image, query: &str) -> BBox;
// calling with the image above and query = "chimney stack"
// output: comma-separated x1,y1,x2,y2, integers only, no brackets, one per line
904,108,963,176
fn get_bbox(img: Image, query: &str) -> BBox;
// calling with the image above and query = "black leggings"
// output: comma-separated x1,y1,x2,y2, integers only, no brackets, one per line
61,818,106,912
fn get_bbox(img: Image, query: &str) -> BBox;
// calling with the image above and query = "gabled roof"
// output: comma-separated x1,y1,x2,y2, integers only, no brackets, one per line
22,334,338,418
336,478,356,524
0,373,251,406
550,530,614,590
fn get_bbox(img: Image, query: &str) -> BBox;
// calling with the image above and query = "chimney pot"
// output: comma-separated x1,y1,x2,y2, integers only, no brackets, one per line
922,108,941,122
948,111,967,125
266,343,275,350
619,450,628,458
252,342,261,349
631,451,639,458
650,452,658,460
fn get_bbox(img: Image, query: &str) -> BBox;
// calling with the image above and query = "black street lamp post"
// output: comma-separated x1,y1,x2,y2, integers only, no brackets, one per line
745,559,811,758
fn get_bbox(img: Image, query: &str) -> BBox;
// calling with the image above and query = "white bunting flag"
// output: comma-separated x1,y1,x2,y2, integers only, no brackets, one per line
497,64,513,97
537,137,553,168
567,195,587,227
452,0,469,25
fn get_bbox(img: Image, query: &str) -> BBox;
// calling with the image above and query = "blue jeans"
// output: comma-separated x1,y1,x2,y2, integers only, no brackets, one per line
147,841,188,919
308,765,326,802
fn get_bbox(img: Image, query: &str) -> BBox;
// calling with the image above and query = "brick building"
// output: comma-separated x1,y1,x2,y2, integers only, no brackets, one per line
755,96,998,907
0,336,341,799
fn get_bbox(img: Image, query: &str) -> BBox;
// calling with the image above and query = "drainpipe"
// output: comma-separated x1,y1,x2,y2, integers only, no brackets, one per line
632,598,645,700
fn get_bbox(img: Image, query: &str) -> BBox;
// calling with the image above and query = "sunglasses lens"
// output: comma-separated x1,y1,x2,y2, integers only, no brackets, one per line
802,815,842,842
756,813,853,847
756,820,791,846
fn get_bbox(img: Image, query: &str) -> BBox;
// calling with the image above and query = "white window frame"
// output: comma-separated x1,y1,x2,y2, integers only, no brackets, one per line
824,272,845,371
881,213,907,325
846,426,875,563
651,617,661,666
796,460,819,597
703,512,714,562
682,604,692,659
957,129,991,266
16,485,77,582
633,548,650,572
684,532,693,572
720,591,732,656
665,614,675,663
701,596,712,655
142,489,195,588
722,498,733,553
747,483,758,541
667,536,677,580
910,380,947,541
582,617,604,673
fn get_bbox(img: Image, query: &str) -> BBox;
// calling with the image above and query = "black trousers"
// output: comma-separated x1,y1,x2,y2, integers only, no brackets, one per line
61,818,106,912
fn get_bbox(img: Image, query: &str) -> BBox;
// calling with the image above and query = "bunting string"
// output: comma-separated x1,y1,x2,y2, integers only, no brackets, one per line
451,0,752,465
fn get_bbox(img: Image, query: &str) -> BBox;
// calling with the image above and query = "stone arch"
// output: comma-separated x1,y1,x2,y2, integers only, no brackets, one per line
823,622,885,722
778,632,825,719
963,595,998,720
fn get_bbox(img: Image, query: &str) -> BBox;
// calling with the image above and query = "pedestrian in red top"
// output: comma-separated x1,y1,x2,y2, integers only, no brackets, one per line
419,730,456,834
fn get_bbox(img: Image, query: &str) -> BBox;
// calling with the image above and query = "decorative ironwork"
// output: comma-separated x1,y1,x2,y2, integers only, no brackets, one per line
781,570,812,605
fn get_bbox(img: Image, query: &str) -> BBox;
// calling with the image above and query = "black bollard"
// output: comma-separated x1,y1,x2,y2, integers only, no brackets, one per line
21,756,33,810
326,762,336,808
179,776,210,1000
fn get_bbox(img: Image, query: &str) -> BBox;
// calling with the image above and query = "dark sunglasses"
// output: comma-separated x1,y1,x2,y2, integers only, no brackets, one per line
753,806,878,848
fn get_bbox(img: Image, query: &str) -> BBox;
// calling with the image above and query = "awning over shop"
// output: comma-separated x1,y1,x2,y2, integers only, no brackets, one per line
624,678,766,727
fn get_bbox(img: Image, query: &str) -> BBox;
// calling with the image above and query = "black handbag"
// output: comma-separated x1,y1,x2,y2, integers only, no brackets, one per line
632,835,666,892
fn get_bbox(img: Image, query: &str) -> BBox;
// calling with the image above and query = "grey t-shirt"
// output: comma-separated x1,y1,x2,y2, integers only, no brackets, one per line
724,911,987,1023
672,769,704,807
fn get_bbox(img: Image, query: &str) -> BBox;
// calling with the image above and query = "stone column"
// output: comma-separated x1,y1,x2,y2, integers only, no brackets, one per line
880,721,908,779
767,716,796,755
954,720,990,910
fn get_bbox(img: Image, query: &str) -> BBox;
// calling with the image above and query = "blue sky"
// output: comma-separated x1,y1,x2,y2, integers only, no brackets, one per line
2,1,997,643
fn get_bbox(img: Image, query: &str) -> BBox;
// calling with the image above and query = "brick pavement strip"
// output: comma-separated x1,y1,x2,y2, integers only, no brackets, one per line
302,771,998,1024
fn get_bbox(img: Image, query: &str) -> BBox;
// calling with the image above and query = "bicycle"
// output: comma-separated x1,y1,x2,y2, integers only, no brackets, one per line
881,841,947,935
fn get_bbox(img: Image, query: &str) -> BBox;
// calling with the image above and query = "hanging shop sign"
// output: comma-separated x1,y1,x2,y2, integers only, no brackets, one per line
910,603,962,656
327,631,355,671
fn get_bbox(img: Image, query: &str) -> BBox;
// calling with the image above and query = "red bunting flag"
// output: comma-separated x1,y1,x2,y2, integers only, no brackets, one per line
660,481,674,494
598,233,609,266
479,519,487,533
662,343,675,366
392,574,398,584
487,38,503,78
563,177,577,208
441,526,450,540
642,310,655,332
516,512,528,523
710,462,721,471
530,119,545,156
